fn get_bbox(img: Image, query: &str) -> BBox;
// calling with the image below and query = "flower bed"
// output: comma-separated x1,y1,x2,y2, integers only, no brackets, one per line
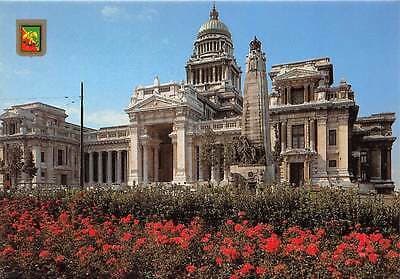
0,189,400,278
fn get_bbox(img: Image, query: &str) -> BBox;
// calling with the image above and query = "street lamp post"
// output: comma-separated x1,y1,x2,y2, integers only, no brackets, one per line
80,82,84,189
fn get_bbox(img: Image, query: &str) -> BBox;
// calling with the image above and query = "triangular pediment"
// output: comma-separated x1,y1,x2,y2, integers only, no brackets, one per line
276,68,320,80
0,111,23,120
129,94,182,111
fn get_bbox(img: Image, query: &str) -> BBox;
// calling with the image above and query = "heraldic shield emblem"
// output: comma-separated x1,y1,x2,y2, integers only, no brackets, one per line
16,19,47,56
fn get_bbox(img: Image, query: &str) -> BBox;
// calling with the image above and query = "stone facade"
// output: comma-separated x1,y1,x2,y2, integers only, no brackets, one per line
0,103,94,186
0,6,396,191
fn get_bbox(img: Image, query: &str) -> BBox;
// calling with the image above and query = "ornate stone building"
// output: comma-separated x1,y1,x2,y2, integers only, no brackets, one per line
0,6,396,192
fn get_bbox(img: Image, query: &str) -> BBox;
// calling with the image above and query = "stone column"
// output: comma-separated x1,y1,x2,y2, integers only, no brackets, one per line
129,124,142,185
386,148,392,180
212,66,216,82
304,84,309,103
281,121,287,153
171,134,177,180
142,144,150,184
46,145,55,184
313,117,328,186
338,116,350,181
107,151,112,184
287,123,292,150
199,68,203,84
153,145,160,182
225,65,229,81
97,152,103,184
174,122,187,183
281,159,287,183
187,137,194,182
32,146,41,184
117,150,122,184
287,87,291,104
310,119,316,151
305,119,310,149
198,145,205,181
89,152,94,184
304,160,309,184
310,84,314,101
371,148,382,180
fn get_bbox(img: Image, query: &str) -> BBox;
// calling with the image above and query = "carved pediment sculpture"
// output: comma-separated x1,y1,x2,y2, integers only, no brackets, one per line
276,68,320,81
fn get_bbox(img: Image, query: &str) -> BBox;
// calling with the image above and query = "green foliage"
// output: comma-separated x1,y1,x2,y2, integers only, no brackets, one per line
4,185,399,235
22,150,38,181
199,127,218,168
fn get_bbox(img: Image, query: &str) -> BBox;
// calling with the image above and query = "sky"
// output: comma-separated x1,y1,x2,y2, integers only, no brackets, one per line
0,1,399,186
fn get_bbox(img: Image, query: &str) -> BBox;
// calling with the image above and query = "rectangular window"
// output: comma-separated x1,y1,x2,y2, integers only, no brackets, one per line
329,129,337,146
329,160,337,168
57,149,63,166
291,87,304,105
10,123,16,135
292,125,305,149
360,151,367,164
40,151,45,163
41,171,45,178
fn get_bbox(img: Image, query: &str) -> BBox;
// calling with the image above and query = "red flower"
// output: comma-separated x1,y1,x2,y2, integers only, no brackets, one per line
386,250,399,259
186,264,196,273
39,250,50,259
120,214,132,224
239,263,254,276
305,243,319,256
378,238,391,250
215,257,223,266
220,246,239,261
396,241,400,250
134,237,146,251
58,211,70,225
262,234,281,253
234,223,243,233
368,253,378,264
242,243,255,258
88,227,97,237
1,246,15,256
121,232,133,241
255,266,267,275
203,244,213,252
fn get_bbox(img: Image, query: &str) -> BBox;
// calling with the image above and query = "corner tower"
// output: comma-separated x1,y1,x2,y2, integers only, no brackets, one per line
185,4,242,118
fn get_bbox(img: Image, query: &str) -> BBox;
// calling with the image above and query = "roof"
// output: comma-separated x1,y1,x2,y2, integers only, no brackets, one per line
198,5,231,38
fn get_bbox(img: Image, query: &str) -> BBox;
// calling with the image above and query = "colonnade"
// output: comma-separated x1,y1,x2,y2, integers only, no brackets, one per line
281,84,315,105
84,150,128,185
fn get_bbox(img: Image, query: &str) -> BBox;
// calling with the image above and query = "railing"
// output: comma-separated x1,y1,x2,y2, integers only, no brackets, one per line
198,118,241,132
85,128,130,142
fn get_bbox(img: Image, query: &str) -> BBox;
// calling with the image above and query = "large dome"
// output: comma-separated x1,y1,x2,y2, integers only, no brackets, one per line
198,5,231,38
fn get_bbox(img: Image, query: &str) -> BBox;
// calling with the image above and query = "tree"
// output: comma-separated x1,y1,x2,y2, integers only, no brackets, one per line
22,150,38,187
0,144,24,188
199,127,218,172
0,144,38,190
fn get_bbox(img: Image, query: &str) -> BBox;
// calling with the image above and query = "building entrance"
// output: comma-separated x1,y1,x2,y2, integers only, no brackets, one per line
290,162,304,187
153,124,173,182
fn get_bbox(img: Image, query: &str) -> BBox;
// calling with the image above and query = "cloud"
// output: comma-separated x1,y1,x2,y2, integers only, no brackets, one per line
101,6,125,21
14,68,31,76
85,110,129,128
100,6,158,23
135,8,158,22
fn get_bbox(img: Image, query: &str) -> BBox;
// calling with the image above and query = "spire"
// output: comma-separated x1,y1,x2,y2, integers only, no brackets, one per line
250,36,262,51
210,2,219,20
